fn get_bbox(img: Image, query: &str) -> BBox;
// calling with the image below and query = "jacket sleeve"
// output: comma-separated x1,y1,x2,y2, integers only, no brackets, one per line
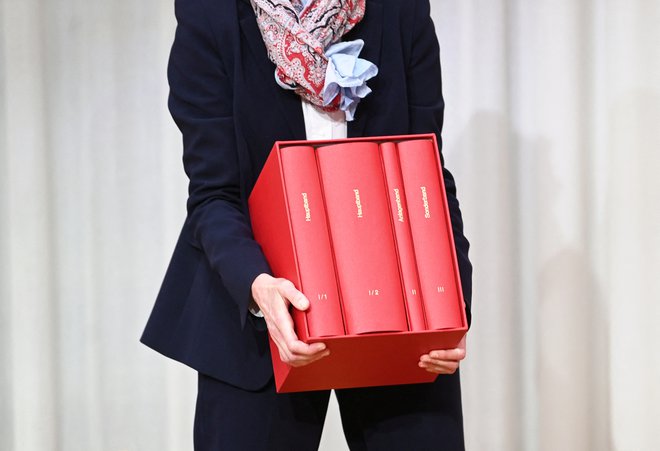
406,0,473,326
168,0,271,326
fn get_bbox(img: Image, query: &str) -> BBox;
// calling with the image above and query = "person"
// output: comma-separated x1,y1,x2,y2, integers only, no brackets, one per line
141,0,473,449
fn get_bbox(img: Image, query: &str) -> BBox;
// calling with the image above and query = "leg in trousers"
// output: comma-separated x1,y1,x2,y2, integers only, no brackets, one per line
194,372,331,451
336,370,465,451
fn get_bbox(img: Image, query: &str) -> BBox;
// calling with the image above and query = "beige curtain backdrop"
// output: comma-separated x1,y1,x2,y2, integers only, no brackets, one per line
1,0,658,450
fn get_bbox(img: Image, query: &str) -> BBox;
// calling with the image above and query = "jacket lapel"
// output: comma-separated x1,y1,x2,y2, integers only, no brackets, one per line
238,0,306,139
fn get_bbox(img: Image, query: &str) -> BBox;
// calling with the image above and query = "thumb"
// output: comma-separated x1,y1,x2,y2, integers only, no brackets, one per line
279,280,310,311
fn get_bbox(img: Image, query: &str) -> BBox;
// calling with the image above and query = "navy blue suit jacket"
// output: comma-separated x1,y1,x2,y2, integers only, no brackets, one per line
141,0,472,391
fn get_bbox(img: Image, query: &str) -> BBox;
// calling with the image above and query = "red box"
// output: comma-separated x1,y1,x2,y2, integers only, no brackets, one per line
249,134,468,393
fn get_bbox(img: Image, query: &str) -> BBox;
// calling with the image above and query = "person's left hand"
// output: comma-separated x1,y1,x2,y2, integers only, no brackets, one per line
418,336,467,374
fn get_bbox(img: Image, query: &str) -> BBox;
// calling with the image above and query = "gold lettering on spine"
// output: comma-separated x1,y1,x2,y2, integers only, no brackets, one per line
353,189,363,218
393,188,404,222
421,186,431,218
302,192,311,222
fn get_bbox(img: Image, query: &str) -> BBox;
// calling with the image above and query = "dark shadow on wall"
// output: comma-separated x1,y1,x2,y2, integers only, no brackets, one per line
448,110,613,450
521,122,613,451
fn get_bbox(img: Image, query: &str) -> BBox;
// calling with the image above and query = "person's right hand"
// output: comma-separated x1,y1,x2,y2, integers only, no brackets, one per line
251,273,329,367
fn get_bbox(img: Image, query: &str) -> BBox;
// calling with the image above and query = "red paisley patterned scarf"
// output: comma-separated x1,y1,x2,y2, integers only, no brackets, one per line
250,0,366,110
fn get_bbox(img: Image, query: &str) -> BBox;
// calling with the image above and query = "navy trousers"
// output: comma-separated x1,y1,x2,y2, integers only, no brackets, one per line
194,371,465,450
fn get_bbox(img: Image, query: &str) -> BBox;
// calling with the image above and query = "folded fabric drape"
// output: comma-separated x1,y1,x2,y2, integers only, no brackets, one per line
250,0,378,120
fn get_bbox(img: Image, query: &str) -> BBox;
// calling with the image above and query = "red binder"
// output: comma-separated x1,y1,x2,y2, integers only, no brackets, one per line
316,141,408,335
248,145,344,338
380,142,427,331
398,139,463,330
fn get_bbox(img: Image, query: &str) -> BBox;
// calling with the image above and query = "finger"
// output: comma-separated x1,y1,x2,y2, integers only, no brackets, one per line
420,356,462,368
419,355,461,368
287,348,331,368
268,325,294,363
277,339,327,363
428,347,466,361
262,300,298,360
418,359,459,374
278,279,310,311
419,354,462,368
271,324,328,366
422,365,459,375
273,333,329,367
270,299,300,344
288,339,327,356
268,291,326,359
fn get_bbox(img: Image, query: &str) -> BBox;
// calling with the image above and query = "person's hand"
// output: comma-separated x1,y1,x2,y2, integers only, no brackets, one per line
251,273,329,367
418,336,466,374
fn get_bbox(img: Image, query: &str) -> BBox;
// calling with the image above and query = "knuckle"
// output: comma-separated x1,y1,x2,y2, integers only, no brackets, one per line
279,347,294,364
279,279,295,291
288,356,308,368
289,342,305,355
